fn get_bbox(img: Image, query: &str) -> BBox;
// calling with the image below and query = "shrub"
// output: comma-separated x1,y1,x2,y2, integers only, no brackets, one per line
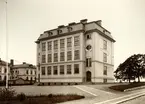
17,93,26,101
48,94,53,98
0,88,16,101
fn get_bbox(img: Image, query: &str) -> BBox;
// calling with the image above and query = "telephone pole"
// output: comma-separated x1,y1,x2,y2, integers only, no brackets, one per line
5,0,9,89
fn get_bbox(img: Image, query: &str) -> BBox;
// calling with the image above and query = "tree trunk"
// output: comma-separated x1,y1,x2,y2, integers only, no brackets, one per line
138,76,140,82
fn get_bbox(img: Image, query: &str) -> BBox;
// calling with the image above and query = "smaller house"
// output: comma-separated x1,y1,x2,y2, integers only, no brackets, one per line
10,61,37,84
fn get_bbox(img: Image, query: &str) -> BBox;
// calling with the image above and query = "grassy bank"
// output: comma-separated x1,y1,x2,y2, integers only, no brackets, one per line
109,82,145,91
0,88,84,104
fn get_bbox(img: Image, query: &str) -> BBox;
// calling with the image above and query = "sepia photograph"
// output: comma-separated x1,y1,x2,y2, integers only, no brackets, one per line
0,0,145,104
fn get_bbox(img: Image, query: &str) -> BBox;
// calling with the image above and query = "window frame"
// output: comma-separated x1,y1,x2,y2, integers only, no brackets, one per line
74,36,80,46
74,64,79,74
53,66,58,75
54,53,58,62
47,41,52,51
67,65,71,74
60,39,65,48
74,50,80,60
42,42,46,51
60,65,64,75
67,51,72,61
41,67,46,75
47,66,51,75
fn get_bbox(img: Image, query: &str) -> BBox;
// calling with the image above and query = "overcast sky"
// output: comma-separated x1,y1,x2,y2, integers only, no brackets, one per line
0,0,145,69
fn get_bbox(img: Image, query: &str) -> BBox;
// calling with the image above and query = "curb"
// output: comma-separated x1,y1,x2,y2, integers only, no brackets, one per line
116,92,145,104
124,85,145,92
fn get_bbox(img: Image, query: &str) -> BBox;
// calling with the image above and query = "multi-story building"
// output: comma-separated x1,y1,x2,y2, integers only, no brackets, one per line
35,19,115,85
11,62,37,82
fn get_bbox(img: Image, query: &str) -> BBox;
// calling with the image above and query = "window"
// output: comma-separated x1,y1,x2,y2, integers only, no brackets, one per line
54,40,58,49
86,58,92,67
86,45,92,50
60,52,65,61
54,53,58,62
42,55,46,63
67,65,71,74
74,50,80,60
31,77,33,81
103,40,107,50
48,32,53,36
67,37,72,47
103,53,107,62
67,51,72,61
87,34,91,39
68,27,73,32
26,77,28,80
48,54,52,63
35,71,36,75
58,30,62,34
41,67,45,75
60,39,65,48
42,42,46,51
60,65,64,75
48,41,52,50
0,76,1,80
74,64,79,74
103,66,107,75
103,79,107,83
47,66,51,75
74,36,80,46
4,76,6,81
17,70,19,74
53,66,58,75
31,70,33,75
4,68,7,73
26,70,28,74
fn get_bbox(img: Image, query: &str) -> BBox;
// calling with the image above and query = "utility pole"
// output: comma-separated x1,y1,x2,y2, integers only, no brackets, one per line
5,0,9,89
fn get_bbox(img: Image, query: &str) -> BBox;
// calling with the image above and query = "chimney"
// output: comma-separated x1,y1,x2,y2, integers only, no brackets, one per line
96,20,102,26
68,22,76,26
58,25,65,28
10,59,14,66
80,19,88,24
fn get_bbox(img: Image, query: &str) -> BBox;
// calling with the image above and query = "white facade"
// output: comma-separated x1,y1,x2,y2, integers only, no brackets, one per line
36,19,115,84
0,59,10,81
12,62,37,81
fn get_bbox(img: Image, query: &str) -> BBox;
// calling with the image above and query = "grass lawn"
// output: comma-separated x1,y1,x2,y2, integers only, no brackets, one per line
109,82,145,91
0,94,84,104
0,87,85,104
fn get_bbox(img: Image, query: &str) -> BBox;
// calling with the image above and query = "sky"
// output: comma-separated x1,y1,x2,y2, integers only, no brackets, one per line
0,0,145,69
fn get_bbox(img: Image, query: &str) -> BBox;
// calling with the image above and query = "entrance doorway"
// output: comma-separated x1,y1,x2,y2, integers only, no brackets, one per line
86,71,91,82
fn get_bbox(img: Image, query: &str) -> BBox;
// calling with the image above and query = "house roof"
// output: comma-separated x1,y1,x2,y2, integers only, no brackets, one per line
35,19,115,43
12,63,36,69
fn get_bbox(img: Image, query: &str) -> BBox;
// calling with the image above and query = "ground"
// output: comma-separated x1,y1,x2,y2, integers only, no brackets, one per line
121,96,145,104
1,84,145,104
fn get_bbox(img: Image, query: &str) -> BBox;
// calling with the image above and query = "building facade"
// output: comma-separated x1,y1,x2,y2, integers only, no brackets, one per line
0,59,7,81
36,19,115,85
11,62,37,82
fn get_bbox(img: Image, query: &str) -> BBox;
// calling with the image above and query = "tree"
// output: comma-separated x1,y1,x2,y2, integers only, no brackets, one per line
114,54,145,83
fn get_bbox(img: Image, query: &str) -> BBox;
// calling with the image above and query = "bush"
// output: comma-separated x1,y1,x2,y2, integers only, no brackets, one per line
48,94,53,98
17,93,26,101
0,88,16,101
